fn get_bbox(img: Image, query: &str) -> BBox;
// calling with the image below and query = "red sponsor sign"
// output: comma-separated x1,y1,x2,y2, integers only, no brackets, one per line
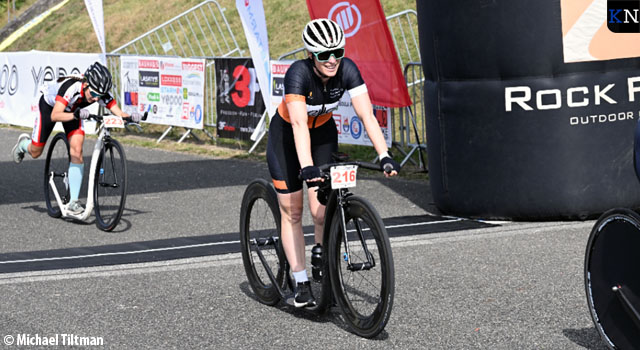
333,114,342,134
139,59,159,69
182,102,189,120
161,75,182,86
306,0,411,107
373,108,388,128
182,62,204,72
272,64,290,75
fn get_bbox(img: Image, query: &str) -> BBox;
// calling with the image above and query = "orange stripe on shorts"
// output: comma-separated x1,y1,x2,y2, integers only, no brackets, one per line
272,179,288,191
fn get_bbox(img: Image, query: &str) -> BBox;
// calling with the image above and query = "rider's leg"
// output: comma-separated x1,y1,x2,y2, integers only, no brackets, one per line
307,186,325,245
27,144,44,159
67,132,85,204
307,119,337,247
13,96,51,162
278,190,307,278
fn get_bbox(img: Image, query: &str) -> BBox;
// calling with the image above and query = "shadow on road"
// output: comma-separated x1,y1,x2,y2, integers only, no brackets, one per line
0,156,270,205
237,280,390,340
1,156,434,213
562,327,608,349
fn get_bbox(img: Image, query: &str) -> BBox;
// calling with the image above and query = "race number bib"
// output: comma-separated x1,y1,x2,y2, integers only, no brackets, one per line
330,165,358,189
103,115,125,128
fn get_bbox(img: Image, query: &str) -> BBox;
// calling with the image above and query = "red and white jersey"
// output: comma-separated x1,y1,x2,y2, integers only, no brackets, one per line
42,78,116,112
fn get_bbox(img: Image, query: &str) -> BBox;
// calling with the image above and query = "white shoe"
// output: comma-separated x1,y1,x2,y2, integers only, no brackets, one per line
67,200,84,215
11,133,30,164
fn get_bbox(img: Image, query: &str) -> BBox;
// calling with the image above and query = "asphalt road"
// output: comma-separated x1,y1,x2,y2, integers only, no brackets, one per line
0,126,609,349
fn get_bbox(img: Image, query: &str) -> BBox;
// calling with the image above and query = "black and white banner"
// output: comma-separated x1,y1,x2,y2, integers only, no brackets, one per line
0,51,101,127
418,0,640,219
215,58,266,140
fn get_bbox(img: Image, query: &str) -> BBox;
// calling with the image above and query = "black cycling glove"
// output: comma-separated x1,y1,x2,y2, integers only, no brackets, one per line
380,156,401,174
300,165,321,181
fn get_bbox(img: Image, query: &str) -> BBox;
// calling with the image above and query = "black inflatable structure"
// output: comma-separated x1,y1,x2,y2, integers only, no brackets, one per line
417,0,640,219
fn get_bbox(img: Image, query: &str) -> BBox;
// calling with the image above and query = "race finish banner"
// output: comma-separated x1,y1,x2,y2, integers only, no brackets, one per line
120,56,205,129
215,57,266,140
306,0,411,108
0,51,101,127
270,60,391,147
561,0,640,62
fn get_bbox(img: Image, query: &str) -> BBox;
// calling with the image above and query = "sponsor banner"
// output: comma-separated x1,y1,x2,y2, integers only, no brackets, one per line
561,0,640,62
236,0,272,116
418,0,640,219
306,0,411,107
120,56,205,129
0,51,101,127
216,58,266,140
270,60,391,147
427,70,640,216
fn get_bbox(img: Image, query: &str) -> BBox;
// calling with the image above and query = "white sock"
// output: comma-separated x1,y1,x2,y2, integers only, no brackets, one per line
293,270,308,284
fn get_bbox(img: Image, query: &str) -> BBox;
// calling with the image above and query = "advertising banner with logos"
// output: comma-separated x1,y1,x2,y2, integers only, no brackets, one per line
120,56,205,129
418,0,640,219
270,60,392,147
0,51,101,127
215,57,266,140
561,0,640,62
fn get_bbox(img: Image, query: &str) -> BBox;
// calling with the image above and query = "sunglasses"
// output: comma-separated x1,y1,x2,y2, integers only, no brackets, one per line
86,87,104,98
313,48,345,62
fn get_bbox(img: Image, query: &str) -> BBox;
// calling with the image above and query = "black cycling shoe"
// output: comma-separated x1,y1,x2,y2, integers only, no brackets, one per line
294,281,316,308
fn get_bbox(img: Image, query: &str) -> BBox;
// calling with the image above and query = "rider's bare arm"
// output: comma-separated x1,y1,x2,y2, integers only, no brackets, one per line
107,102,129,118
50,101,76,122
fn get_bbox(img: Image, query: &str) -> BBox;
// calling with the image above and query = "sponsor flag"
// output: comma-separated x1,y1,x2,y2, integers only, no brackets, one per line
236,0,272,116
306,0,411,107
84,0,106,59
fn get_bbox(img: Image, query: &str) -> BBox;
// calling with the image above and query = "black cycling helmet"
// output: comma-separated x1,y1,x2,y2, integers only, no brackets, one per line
84,62,112,95
302,18,345,53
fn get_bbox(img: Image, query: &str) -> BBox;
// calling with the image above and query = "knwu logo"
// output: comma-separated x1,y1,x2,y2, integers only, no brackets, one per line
328,2,362,38
608,0,640,33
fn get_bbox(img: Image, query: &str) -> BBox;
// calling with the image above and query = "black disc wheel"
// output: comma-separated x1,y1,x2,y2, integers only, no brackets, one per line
94,139,127,231
328,195,394,338
239,179,287,306
43,133,70,218
585,208,640,349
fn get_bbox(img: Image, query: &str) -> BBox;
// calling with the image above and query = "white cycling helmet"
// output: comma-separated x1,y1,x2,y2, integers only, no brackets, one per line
302,18,345,53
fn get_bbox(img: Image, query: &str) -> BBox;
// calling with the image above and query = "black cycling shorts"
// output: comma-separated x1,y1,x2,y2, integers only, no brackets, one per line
266,112,338,194
31,95,83,147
